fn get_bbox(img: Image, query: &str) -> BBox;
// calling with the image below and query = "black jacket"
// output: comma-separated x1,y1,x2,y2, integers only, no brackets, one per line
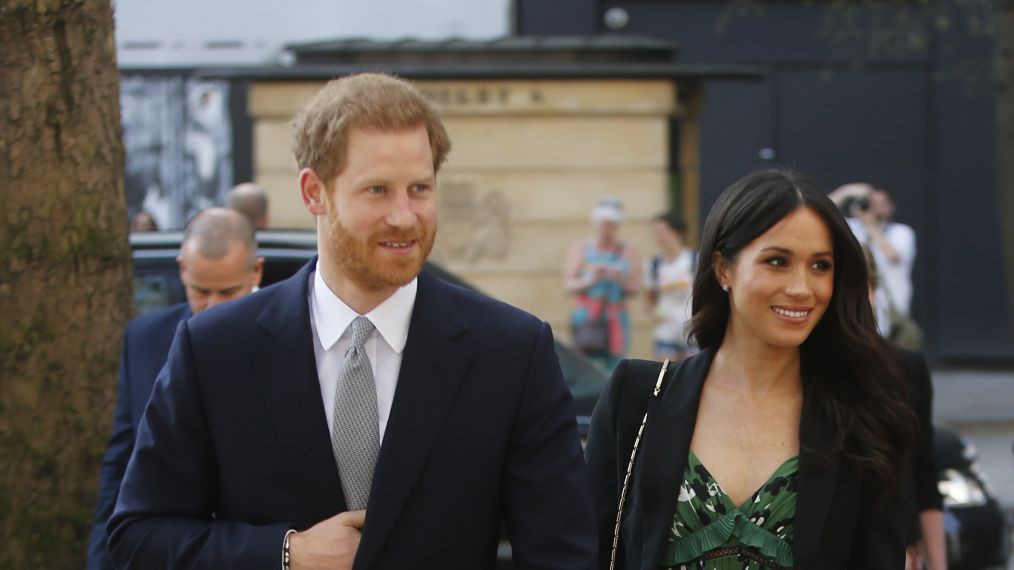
900,348,944,545
586,349,906,569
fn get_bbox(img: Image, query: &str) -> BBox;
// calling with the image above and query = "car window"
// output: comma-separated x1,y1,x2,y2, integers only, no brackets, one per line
132,254,186,316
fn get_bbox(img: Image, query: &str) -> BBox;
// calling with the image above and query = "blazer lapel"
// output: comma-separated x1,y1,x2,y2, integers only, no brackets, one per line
252,258,346,524
633,349,713,569
793,385,840,569
354,270,470,569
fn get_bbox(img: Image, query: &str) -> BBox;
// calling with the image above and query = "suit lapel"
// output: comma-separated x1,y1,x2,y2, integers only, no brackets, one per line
792,384,840,569
252,259,346,523
354,271,470,569
633,349,713,568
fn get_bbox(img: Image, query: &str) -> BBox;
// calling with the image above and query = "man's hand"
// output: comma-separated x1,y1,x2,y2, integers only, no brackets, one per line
828,182,872,207
289,510,366,570
602,267,625,282
859,210,903,264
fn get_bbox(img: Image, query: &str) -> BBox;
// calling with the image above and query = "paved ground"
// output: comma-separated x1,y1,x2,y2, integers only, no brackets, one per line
931,367,1014,568
933,368,1014,508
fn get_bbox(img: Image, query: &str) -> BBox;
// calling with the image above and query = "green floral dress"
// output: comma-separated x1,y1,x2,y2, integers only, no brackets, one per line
661,450,799,569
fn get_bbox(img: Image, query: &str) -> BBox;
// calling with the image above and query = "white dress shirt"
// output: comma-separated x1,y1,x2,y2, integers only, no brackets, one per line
308,261,417,441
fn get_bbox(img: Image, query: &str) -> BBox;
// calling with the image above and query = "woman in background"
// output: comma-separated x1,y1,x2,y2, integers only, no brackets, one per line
564,197,641,373
587,169,914,569
645,212,697,363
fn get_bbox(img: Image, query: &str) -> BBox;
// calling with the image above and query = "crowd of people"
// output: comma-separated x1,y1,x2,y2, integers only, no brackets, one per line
90,72,944,570
564,199,700,373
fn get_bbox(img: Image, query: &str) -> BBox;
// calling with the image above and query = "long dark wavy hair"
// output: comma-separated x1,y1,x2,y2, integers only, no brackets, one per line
689,168,914,494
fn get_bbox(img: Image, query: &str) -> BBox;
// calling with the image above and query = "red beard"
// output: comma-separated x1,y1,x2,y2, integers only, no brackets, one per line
321,197,435,292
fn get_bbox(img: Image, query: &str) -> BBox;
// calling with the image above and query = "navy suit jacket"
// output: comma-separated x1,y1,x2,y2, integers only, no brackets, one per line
88,302,191,570
108,260,596,569
586,352,906,569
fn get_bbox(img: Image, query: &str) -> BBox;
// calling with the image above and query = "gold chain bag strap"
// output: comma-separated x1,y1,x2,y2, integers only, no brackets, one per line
609,359,670,570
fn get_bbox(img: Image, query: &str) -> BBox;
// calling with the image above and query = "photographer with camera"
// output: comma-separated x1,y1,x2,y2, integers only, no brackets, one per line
830,182,919,347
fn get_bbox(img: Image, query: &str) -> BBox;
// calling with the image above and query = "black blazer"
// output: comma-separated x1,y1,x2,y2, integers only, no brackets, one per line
899,348,943,544
586,349,906,569
108,259,596,569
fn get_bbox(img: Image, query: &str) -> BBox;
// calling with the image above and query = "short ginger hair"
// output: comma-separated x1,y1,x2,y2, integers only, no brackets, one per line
291,73,452,184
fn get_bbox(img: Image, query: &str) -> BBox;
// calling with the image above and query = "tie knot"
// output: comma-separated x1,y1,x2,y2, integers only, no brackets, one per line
349,316,375,349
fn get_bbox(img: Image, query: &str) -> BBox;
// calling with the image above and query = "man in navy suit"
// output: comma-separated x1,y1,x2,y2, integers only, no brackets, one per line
107,73,595,569
88,208,263,570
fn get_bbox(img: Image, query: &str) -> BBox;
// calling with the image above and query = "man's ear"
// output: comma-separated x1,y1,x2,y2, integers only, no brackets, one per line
251,256,265,288
299,168,327,216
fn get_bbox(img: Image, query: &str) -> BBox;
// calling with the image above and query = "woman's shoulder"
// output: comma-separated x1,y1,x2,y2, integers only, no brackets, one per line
608,351,712,409
598,359,668,435
617,358,667,379
603,359,661,402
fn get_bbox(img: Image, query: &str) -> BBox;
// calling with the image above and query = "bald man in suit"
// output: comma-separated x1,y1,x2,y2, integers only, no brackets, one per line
88,208,262,570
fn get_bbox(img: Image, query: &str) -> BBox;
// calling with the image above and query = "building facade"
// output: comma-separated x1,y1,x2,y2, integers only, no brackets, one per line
517,0,1013,362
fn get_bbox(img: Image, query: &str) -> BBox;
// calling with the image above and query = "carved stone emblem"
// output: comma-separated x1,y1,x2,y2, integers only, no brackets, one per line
433,180,511,264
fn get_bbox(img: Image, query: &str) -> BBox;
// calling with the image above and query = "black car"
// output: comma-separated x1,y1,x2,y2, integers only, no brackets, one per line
935,426,1012,569
129,230,1009,568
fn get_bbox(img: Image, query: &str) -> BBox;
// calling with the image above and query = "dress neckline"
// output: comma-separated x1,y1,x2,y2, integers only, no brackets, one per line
688,448,799,510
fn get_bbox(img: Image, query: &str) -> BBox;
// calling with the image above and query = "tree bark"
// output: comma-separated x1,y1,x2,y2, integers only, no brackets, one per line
0,1,130,567
997,0,1014,327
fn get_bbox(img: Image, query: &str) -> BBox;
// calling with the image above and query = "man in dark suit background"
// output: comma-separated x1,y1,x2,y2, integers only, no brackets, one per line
88,208,263,570
107,73,595,569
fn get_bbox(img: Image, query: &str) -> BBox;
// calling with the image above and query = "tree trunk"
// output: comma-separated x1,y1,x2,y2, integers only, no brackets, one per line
997,0,1014,327
0,1,130,567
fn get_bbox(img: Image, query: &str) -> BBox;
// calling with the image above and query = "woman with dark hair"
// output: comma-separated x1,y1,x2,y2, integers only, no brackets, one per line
586,169,915,569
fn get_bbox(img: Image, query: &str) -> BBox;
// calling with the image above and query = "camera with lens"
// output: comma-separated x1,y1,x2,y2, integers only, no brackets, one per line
840,196,870,216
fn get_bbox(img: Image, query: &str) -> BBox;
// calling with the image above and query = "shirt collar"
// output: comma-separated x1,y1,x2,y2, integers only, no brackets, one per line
311,260,417,354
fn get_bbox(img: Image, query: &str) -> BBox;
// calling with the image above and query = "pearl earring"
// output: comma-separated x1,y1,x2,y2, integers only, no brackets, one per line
721,284,729,292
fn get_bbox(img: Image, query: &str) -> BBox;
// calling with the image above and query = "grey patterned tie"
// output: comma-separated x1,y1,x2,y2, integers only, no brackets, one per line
331,316,379,510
